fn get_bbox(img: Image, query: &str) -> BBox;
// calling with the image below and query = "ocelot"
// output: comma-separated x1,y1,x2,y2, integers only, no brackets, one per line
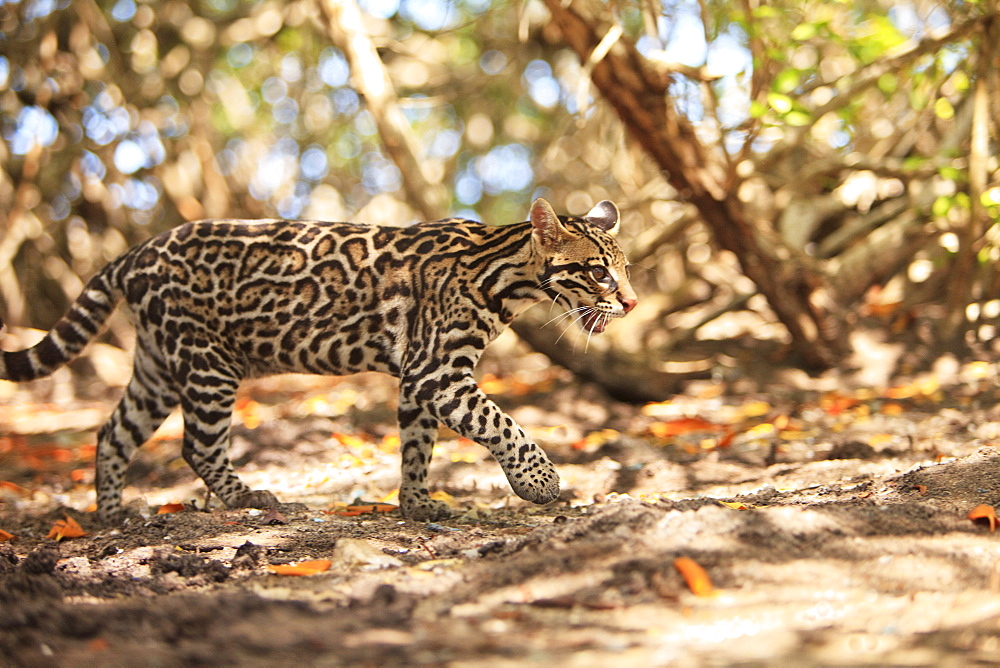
0,198,637,523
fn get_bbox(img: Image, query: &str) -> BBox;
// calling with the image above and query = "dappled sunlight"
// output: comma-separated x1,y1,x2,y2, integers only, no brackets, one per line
4,0,1000,664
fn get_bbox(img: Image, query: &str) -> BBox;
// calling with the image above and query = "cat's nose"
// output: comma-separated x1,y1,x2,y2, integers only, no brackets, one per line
621,297,637,313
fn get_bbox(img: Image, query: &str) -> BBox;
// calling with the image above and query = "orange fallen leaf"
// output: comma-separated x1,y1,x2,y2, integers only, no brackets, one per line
820,393,857,416
0,480,31,497
649,418,723,439
348,504,375,513
718,500,752,510
267,559,332,576
862,300,903,319
969,504,998,532
571,428,621,451
329,502,397,516
87,637,109,652
235,398,262,429
914,485,928,496
47,515,87,541
674,556,715,597
0,528,15,542
156,503,186,515
881,402,904,416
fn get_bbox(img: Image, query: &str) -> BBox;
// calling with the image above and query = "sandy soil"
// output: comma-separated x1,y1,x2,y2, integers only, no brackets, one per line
4,362,1000,665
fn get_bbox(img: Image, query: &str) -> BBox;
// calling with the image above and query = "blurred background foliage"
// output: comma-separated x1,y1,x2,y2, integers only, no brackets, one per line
1,0,999,401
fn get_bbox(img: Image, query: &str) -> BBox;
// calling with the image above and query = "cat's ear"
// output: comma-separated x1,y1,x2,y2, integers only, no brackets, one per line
583,200,620,236
530,198,572,248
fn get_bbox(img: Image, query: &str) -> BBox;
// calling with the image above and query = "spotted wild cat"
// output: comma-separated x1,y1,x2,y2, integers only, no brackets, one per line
0,198,637,523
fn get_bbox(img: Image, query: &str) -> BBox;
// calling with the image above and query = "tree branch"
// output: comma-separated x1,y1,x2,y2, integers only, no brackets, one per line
316,0,449,221
543,0,847,367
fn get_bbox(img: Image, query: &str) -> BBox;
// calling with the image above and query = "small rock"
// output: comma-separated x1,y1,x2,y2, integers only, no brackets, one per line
20,545,60,575
332,538,403,569
232,541,266,570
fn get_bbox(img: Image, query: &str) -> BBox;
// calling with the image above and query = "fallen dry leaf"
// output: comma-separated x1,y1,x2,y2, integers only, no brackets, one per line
332,538,403,569
968,504,998,532
330,503,396,517
267,559,332,576
430,490,457,506
717,500,752,510
0,480,31,497
87,637,109,652
156,503,186,515
0,528,15,542
262,508,288,524
649,418,723,439
235,397,262,429
914,485,928,496
47,515,87,541
674,556,715,597
333,508,366,517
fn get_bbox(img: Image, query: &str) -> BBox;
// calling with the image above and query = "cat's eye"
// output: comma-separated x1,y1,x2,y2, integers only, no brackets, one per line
589,266,609,281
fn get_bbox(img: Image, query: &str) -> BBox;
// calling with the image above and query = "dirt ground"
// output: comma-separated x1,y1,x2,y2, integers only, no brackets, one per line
4,344,1000,665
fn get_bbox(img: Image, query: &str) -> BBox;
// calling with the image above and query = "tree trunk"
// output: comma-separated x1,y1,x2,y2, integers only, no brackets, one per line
511,321,708,402
543,0,848,368
317,0,449,221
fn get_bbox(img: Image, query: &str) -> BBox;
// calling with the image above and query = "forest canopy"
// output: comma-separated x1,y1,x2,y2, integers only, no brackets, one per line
1,0,999,398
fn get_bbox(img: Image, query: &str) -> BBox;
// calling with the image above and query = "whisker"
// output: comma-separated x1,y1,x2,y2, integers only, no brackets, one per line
541,306,587,329
567,307,597,352
556,308,593,346
535,277,559,290
584,311,603,353
628,262,657,275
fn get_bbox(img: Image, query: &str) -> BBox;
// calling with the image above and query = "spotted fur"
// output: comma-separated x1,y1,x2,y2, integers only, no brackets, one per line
0,198,637,523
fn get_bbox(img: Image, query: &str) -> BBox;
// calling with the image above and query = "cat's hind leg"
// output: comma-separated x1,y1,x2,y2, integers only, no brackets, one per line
178,354,278,512
96,347,179,523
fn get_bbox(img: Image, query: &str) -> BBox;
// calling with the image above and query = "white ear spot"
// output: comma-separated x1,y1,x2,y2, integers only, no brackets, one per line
584,200,620,236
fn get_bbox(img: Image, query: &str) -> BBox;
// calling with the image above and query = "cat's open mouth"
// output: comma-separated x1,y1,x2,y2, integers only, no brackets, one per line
581,310,609,333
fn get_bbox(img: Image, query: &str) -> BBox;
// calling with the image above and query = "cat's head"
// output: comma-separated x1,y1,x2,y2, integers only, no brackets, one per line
530,198,637,334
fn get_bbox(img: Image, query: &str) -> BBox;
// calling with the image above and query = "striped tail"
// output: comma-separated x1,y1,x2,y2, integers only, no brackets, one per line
0,272,120,382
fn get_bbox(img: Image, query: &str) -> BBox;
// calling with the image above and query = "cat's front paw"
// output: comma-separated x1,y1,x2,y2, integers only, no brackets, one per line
505,454,560,505
231,489,280,510
401,497,452,521
96,506,126,526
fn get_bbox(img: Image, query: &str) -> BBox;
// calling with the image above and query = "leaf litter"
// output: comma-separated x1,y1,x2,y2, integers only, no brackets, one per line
4,364,1000,663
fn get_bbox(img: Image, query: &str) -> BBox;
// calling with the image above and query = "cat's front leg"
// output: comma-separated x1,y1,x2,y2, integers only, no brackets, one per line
396,400,453,521
400,373,561,508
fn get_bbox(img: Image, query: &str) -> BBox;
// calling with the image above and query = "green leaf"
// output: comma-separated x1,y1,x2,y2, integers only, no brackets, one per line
767,92,794,114
934,97,955,120
932,196,952,218
773,69,800,94
784,110,812,126
750,100,768,118
938,165,963,181
876,73,898,96
951,70,970,93
753,6,781,19
981,188,1000,206
791,23,817,41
